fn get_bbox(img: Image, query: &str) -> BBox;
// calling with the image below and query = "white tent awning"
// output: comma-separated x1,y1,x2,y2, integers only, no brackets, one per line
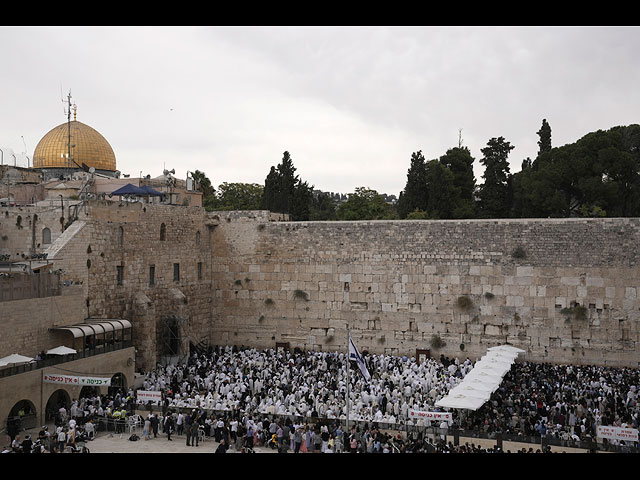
46,346,77,356
0,353,34,367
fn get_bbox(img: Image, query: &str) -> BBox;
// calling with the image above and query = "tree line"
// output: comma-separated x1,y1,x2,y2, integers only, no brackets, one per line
193,120,640,220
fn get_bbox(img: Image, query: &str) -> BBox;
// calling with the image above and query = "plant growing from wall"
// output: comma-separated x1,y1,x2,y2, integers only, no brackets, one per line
293,289,309,301
430,334,446,349
234,279,243,286
560,304,588,321
457,295,473,310
264,298,275,306
484,291,495,299
512,246,526,259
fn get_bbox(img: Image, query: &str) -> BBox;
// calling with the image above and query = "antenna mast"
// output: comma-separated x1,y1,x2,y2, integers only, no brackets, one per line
62,90,75,169
61,90,79,170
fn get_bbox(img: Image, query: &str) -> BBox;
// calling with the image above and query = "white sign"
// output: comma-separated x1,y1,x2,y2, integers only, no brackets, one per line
43,373,79,385
408,410,453,422
79,376,111,386
43,373,111,386
137,390,163,405
597,425,639,442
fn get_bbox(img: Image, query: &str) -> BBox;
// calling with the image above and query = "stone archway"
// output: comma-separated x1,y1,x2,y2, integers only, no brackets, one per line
45,389,71,425
6,399,38,438
108,372,127,397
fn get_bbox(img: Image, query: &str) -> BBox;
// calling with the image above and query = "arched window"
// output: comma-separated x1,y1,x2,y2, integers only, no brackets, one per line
118,226,124,247
42,227,51,245
160,223,166,241
196,230,201,246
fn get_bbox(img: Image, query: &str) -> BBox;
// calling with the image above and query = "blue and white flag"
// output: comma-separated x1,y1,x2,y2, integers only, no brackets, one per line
348,334,371,382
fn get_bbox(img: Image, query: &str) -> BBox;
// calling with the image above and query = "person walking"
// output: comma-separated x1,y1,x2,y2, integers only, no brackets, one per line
143,415,151,440
151,414,159,438
293,427,302,453
165,412,174,441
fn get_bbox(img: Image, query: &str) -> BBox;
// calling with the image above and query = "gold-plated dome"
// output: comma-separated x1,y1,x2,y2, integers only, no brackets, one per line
32,120,116,171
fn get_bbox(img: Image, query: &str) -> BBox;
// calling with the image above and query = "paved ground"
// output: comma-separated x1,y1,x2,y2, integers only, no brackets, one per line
16,424,278,454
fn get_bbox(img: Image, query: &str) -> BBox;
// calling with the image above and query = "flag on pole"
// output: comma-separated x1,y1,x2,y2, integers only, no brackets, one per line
348,334,371,382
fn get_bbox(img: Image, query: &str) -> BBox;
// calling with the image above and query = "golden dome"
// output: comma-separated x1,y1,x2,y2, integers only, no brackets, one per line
32,119,116,171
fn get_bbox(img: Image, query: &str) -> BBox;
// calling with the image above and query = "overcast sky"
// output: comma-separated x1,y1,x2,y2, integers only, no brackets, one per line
1,26,639,196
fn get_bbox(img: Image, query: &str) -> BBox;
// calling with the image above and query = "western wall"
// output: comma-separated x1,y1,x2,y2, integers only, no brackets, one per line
211,212,640,367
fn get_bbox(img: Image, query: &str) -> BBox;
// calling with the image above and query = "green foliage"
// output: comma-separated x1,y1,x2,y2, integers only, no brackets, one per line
336,187,397,220
439,147,476,218
537,118,552,155
512,124,640,218
484,291,495,299
512,246,526,259
310,191,337,220
406,209,428,220
398,150,428,218
456,295,473,310
213,182,264,211
560,304,588,320
477,137,514,218
262,151,314,220
264,298,275,306
430,334,446,349
191,170,217,211
293,289,309,301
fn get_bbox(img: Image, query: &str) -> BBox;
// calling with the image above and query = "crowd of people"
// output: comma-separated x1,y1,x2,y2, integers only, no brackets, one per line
136,345,640,451
3,344,639,453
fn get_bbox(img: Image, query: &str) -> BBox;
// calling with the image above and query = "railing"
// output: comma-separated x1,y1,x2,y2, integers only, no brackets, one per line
138,406,638,454
0,340,134,379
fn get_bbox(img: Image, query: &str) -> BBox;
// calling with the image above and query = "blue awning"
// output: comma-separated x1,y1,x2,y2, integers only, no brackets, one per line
139,185,165,197
110,183,148,196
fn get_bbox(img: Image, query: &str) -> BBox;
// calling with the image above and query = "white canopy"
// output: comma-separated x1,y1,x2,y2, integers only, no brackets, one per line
435,394,487,411
487,345,525,354
0,353,33,367
434,345,524,412
46,346,77,356
447,385,492,401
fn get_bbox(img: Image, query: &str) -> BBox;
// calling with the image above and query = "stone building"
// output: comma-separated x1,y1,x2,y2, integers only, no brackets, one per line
1,198,640,430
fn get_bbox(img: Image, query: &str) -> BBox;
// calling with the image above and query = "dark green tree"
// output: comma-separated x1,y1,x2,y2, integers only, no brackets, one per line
397,150,428,218
424,159,457,219
261,151,313,220
537,119,552,155
477,137,515,218
439,146,476,218
214,182,264,211
336,187,396,220
309,191,337,220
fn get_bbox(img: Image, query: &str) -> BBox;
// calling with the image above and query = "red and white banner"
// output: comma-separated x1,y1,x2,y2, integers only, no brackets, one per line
43,373,79,385
597,425,639,442
137,390,163,405
408,410,453,422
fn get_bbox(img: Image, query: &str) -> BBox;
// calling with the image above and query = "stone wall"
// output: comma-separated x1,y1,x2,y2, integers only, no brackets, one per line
210,216,640,367
0,205,69,260
0,286,86,357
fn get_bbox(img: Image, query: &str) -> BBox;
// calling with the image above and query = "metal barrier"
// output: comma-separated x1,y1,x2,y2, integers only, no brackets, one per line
142,406,638,453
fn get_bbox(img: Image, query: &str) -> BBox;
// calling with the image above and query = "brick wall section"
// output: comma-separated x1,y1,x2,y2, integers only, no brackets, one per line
0,287,86,357
211,216,640,367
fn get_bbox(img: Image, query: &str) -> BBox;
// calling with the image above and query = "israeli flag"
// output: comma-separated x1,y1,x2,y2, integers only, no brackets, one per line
349,334,371,382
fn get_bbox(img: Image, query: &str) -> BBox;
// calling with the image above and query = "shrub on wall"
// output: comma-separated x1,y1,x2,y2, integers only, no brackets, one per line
457,295,473,310
293,289,309,301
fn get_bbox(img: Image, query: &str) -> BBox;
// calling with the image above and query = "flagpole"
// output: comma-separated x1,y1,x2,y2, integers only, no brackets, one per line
346,324,350,442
